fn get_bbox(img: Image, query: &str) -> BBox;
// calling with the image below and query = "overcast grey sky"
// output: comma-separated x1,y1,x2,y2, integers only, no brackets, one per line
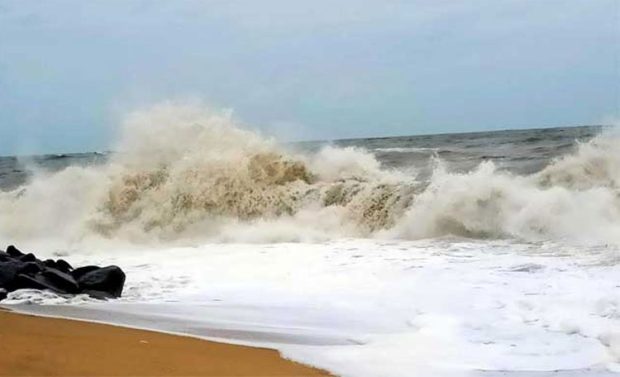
0,0,618,155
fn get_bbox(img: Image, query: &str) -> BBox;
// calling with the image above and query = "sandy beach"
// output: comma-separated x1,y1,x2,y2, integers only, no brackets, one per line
0,310,330,376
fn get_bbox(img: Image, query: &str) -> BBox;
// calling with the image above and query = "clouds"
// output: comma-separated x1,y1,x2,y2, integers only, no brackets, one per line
0,0,618,154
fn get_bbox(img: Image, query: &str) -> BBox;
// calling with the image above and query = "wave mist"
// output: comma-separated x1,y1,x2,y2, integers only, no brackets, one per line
1,103,618,246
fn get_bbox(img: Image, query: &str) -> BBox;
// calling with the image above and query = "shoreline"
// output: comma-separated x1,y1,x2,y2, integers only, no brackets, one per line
0,309,331,376
6,303,354,347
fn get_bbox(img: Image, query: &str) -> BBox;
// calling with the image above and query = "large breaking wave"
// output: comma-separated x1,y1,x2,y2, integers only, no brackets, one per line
1,103,619,245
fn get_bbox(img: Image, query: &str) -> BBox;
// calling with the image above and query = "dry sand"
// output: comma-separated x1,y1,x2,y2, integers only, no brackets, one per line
0,310,331,376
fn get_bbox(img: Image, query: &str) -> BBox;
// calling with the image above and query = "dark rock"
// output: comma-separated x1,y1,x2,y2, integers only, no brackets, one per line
6,245,23,258
18,253,37,262
19,262,42,275
1,245,125,300
43,259,57,269
42,268,79,294
13,272,77,295
55,259,73,273
14,273,63,292
83,289,115,300
77,266,125,298
0,260,23,287
71,265,100,280
0,260,46,290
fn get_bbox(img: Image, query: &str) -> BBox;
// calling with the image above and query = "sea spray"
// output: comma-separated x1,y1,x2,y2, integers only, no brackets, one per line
0,103,416,243
0,103,618,245
385,160,620,244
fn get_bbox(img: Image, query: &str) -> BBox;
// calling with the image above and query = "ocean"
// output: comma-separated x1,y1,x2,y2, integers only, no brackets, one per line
0,104,618,376
0,124,600,192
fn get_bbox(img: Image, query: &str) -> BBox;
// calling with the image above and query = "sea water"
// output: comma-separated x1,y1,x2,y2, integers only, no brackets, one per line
0,103,618,376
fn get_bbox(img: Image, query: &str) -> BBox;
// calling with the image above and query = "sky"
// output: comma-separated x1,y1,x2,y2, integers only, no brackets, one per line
0,0,618,155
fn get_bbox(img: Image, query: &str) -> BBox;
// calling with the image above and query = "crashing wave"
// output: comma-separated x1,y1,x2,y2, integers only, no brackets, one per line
0,103,618,245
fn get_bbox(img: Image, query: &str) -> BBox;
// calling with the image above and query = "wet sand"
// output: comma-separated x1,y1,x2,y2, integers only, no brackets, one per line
0,310,331,376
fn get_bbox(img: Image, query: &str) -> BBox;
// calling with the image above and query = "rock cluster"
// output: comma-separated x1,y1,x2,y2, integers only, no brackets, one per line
0,245,125,301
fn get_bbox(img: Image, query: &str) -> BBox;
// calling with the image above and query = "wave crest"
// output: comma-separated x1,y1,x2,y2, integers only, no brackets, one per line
0,103,618,245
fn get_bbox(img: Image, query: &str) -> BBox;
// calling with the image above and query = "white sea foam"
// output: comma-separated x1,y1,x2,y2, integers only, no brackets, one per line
5,239,619,376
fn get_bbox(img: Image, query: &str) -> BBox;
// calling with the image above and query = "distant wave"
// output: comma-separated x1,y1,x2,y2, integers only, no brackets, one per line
373,147,438,153
43,154,70,160
0,102,618,246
